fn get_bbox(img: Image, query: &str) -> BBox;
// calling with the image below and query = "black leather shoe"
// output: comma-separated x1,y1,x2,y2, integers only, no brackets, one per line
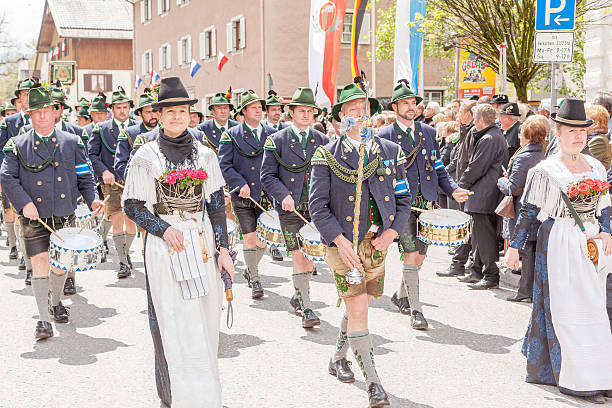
289,295,303,316
447,247,456,255
34,321,54,340
604,390,612,398
251,281,264,298
63,277,76,295
9,246,17,260
391,292,411,315
311,266,318,276
117,262,131,278
302,308,320,328
270,247,283,261
410,310,428,330
457,273,481,283
506,293,532,303
328,358,355,383
584,394,606,404
18,256,25,270
468,279,499,290
436,267,465,277
25,270,32,286
511,267,521,275
368,383,390,407
50,302,69,323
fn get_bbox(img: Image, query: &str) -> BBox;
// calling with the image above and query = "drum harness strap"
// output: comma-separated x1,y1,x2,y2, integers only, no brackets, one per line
15,143,58,173
272,149,312,173
226,133,264,158
320,148,380,183
204,133,219,154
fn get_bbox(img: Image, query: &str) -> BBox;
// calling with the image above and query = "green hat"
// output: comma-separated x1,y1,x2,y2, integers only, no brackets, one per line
15,78,37,98
74,97,90,110
332,83,381,122
51,88,72,112
135,91,157,113
77,105,90,119
208,92,234,111
89,94,109,113
190,104,203,120
5,102,16,111
387,81,423,110
109,86,133,108
26,86,56,112
265,91,284,111
236,90,265,114
288,87,320,115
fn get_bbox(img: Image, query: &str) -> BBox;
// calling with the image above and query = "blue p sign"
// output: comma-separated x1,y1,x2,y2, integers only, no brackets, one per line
536,0,576,31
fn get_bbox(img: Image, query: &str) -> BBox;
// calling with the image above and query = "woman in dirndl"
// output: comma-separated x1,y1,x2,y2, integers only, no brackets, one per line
505,98,612,404
122,77,234,408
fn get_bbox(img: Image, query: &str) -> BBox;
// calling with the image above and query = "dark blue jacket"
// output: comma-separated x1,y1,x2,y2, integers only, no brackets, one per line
218,123,277,202
497,143,545,239
0,112,28,164
0,128,98,217
260,126,329,213
197,119,239,152
378,121,457,202
309,135,412,246
87,119,135,180
263,120,288,132
22,120,85,142
115,122,155,181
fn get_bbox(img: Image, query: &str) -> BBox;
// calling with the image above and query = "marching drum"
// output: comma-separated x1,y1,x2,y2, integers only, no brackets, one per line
297,224,325,261
418,209,471,247
49,228,103,272
74,204,100,231
256,210,286,250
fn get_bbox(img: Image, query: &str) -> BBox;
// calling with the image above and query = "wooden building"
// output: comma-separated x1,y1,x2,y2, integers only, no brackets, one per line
34,0,133,111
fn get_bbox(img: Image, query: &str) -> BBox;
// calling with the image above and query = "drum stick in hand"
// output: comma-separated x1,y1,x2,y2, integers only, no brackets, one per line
37,218,64,242
292,209,317,232
78,195,110,233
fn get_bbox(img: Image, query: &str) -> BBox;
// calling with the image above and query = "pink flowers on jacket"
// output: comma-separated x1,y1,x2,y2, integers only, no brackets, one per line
162,168,208,186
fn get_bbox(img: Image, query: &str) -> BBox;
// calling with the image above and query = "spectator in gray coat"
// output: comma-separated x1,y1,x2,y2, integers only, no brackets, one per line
497,115,547,302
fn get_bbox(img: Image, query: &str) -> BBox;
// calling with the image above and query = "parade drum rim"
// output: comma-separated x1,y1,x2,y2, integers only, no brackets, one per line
74,204,93,220
256,210,286,249
49,228,103,272
297,224,325,261
417,209,471,247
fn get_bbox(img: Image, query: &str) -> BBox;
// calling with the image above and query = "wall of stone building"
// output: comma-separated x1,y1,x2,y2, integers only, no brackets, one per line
584,7,612,101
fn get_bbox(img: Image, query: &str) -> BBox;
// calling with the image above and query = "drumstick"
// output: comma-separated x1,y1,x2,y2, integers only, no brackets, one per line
292,209,317,232
411,207,446,217
37,218,64,242
113,181,124,189
78,196,110,233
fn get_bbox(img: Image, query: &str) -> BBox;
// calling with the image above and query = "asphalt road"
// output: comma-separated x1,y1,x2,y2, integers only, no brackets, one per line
0,236,607,408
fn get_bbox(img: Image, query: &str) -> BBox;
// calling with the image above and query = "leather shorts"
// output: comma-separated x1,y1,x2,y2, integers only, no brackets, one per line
19,215,75,257
101,183,123,215
278,207,310,252
398,211,428,255
232,199,263,235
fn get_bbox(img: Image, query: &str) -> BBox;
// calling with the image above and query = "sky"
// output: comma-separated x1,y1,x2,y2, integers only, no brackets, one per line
0,0,46,58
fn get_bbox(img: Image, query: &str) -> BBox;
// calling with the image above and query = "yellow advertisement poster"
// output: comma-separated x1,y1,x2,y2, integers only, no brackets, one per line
458,49,496,99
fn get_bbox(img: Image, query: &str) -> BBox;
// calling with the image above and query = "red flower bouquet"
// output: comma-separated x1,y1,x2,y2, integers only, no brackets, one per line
566,178,610,199
160,168,208,189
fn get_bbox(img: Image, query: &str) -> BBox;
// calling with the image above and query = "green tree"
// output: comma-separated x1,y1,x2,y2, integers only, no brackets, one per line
375,0,609,102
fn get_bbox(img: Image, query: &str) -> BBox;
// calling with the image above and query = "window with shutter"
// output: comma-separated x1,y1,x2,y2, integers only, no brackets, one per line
199,31,206,60
204,31,211,59
163,0,169,12
146,0,152,20
239,16,245,49
159,47,163,70
186,35,192,62
211,27,217,57
105,74,113,91
84,74,92,92
177,40,183,66
140,0,145,23
141,53,147,75
157,0,162,14
226,22,232,53
165,44,171,69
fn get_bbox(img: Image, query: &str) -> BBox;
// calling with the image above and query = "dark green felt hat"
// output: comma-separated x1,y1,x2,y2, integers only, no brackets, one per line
208,92,234,111
74,97,90,110
236,90,265,113
288,87,320,115
265,90,284,111
15,78,37,98
77,105,91,119
89,93,109,113
136,91,157,113
332,83,381,122
26,87,56,112
387,80,423,109
109,86,133,108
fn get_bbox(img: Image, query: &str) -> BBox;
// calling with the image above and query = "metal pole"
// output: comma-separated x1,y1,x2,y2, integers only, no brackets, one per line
454,46,460,99
550,62,557,114
502,45,507,94
371,0,376,97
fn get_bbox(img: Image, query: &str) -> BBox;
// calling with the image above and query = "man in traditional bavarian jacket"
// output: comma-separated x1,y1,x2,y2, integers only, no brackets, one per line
88,87,137,279
218,90,276,299
261,87,328,328
115,90,159,180
263,90,288,131
0,86,103,339
196,92,239,154
0,78,38,282
378,81,469,330
310,83,411,407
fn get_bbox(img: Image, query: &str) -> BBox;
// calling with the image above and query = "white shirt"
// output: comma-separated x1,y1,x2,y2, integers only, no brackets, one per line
213,119,229,131
396,120,415,134
114,118,129,129
291,124,310,139
344,133,373,152
244,121,263,141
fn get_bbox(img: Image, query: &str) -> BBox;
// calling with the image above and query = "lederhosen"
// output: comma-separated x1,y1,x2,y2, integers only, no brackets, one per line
96,125,124,214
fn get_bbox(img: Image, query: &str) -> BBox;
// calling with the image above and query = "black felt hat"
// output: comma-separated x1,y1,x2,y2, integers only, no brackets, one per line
499,102,521,117
491,94,509,104
551,98,593,128
152,77,198,109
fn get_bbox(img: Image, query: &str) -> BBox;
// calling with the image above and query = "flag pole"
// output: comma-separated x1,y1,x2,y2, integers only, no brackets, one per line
371,0,376,97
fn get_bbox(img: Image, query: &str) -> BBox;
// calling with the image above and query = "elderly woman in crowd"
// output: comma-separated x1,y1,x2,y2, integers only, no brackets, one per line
586,105,611,170
505,98,612,403
497,115,547,302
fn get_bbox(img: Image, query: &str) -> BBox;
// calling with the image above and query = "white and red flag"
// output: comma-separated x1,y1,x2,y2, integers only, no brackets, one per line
308,0,347,107
217,52,229,71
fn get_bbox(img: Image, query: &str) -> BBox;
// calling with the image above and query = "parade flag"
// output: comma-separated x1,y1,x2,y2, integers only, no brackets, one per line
134,74,143,90
267,73,274,93
150,70,161,85
61,41,66,56
349,0,368,80
217,52,229,71
393,0,427,93
190,59,201,77
53,46,59,59
308,0,348,106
